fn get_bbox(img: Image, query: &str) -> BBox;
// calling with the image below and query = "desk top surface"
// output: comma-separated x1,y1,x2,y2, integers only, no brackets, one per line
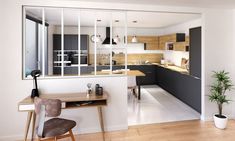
19,92,108,106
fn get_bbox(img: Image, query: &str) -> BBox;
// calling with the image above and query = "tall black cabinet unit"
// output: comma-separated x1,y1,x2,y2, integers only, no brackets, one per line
53,34,89,75
189,27,201,78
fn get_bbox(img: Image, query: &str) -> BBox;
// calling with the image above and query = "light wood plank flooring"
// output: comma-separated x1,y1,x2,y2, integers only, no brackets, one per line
54,120,235,141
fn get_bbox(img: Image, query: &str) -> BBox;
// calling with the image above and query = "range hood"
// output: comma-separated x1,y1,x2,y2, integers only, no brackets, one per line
102,27,117,45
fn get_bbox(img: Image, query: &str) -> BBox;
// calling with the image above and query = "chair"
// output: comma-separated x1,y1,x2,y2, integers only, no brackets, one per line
34,97,76,141
127,76,137,98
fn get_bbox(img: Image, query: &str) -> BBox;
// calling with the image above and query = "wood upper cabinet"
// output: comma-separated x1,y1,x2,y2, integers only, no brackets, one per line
174,42,187,51
168,33,185,42
158,35,168,50
185,36,189,46
127,33,186,51
127,36,159,50
159,33,186,51
173,36,189,51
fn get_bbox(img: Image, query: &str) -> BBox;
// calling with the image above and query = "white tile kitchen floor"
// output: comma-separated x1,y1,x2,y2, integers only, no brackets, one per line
128,85,200,126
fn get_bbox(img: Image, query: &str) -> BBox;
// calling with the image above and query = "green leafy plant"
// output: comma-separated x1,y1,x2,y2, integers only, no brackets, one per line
209,70,233,118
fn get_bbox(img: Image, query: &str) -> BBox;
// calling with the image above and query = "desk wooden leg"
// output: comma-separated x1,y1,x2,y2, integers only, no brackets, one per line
31,112,36,141
24,112,33,141
97,107,105,141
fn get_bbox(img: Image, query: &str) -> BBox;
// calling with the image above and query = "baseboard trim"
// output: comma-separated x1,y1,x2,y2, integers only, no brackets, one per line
0,125,128,141
202,114,235,121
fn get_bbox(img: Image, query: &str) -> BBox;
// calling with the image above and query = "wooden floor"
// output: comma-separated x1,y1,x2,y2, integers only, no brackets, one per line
53,120,235,141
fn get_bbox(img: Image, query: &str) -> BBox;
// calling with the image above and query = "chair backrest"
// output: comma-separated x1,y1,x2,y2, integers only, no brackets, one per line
127,76,137,88
34,97,62,117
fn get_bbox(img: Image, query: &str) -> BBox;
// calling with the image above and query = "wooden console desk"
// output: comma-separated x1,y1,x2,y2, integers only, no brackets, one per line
18,92,108,141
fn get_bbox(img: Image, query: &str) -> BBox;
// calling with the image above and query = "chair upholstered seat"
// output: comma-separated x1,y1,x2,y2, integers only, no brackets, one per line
40,118,76,138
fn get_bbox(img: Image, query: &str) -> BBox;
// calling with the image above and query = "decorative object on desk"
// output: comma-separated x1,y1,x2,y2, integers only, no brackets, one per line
209,70,233,129
95,84,103,96
30,70,41,98
87,83,92,95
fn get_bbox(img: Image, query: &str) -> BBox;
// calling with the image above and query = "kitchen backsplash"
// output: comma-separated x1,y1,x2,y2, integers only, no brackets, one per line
163,50,189,67
89,53,163,65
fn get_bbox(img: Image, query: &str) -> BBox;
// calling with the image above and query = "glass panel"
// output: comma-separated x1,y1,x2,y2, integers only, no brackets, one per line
111,11,127,75
44,8,62,77
80,10,96,76
96,11,112,75
24,7,43,78
63,8,81,76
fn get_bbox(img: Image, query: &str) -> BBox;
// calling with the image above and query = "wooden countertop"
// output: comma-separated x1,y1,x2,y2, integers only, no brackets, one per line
152,63,189,74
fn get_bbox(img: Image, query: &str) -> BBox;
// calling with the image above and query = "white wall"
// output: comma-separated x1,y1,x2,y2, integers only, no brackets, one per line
162,18,202,36
1,0,235,140
38,77,128,133
202,9,235,120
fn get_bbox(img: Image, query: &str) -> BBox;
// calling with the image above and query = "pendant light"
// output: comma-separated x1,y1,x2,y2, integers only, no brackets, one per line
131,35,138,43
114,35,120,43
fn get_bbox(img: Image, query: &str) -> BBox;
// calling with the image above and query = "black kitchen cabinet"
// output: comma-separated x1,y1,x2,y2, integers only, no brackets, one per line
155,65,201,113
112,65,125,71
53,34,89,75
53,35,61,50
189,27,201,78
81,35,89,50
53,34,88,50
175,33,186,42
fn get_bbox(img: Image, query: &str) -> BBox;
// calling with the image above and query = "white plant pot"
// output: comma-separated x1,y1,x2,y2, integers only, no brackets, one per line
213,114,228,129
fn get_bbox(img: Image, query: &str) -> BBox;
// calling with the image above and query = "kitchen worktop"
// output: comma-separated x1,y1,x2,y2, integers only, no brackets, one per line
93,63,189,75
125,63,189,75
151,63,189,75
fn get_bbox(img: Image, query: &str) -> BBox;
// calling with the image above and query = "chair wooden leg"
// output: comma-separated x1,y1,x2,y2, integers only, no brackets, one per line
54,137,57,141
133,88,136,94
37,137,41,141
69,130,76,141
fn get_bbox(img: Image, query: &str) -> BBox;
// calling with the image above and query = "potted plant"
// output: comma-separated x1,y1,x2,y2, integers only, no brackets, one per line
209,70,233,129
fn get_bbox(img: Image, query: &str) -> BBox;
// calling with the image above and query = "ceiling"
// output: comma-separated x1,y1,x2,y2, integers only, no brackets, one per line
26,8,200,28
68,0,235,8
